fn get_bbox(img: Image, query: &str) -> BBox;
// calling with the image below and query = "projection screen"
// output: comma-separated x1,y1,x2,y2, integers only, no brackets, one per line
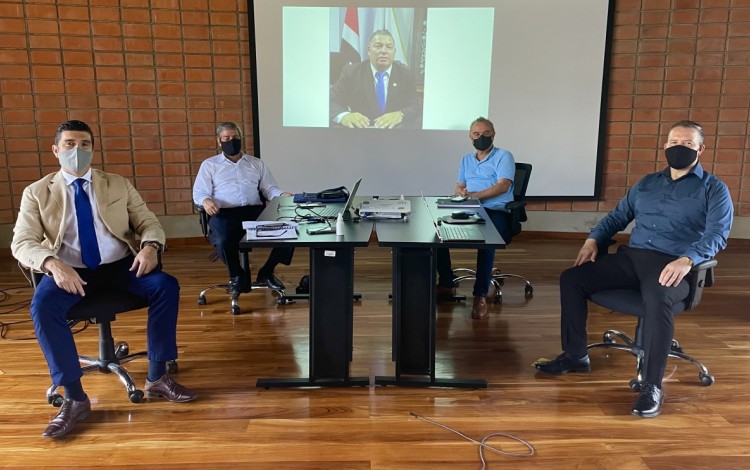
249,0,614,198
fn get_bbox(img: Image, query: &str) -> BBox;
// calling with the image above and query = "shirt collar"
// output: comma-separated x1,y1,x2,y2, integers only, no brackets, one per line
62,168,93,186
659,162,704,180
370,64,392,78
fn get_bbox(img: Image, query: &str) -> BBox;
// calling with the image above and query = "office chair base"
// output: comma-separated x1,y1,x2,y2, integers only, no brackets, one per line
452,268,533,305
587,329,715,388
197,282,303,314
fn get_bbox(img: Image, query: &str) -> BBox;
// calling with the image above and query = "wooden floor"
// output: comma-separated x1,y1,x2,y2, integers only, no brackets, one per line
1,238,749,469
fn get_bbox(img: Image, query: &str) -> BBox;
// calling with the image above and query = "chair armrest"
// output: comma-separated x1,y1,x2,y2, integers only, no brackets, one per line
195,204,209,238
18,262,43,289
685,259,717,310
505,200,526,212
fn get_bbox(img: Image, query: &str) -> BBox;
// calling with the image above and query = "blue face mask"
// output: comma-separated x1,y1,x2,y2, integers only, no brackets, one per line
221,138,242,157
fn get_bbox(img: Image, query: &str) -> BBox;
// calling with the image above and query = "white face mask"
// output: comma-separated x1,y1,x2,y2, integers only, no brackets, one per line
58,147,93,173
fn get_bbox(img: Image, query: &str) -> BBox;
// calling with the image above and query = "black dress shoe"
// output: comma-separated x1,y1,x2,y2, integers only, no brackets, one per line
256,271,285,290
631,383,664,418
536,353,591,375
42,397,91,438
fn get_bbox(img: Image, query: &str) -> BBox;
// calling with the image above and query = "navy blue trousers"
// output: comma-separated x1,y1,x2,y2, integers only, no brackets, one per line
559,247,690,386
30,255,180,387
436,208,512,297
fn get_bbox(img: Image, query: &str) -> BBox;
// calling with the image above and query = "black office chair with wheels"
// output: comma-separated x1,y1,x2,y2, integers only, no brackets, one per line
452,162,534,304
195,206,306,315
586,243,717,391
20,265,177,407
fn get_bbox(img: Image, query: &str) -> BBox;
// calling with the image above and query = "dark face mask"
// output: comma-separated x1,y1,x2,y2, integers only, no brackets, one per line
221,138,242,157
665,145,698,170
472,135,493,152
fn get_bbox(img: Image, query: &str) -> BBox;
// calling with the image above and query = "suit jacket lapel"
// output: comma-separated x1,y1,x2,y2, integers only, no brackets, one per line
48,172,67,246
92,170,109,220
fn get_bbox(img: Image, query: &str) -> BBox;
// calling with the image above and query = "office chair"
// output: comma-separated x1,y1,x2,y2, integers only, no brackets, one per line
452,162,534,304
586,242,717,391
20,265,177,407
195,206,305,315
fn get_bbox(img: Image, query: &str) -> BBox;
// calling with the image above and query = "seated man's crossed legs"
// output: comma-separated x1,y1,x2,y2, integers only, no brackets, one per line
537,247,690,418
207,206,294,292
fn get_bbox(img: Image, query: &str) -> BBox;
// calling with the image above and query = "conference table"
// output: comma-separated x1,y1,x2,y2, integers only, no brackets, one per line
240,195,505,389
239,197,373,388
374,196,506,388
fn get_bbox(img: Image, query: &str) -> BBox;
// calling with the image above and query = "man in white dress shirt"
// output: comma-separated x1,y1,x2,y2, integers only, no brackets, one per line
193,121,294,293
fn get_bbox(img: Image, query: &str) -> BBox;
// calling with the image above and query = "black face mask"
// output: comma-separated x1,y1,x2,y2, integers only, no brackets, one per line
472,135,493,151
665,145,698,170
221,138,242,157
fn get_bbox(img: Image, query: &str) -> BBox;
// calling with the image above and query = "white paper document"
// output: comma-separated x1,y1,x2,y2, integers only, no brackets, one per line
243,221,298,240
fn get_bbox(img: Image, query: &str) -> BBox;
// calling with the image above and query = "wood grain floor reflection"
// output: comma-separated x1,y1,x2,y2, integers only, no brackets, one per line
0,237,749,469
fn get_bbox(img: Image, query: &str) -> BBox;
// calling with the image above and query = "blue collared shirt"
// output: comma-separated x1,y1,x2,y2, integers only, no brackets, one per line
589,163,733,264
457,146,516,210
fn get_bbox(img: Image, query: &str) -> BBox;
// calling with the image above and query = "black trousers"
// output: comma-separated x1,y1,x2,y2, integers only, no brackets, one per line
559,247,690,386
207,205,294,280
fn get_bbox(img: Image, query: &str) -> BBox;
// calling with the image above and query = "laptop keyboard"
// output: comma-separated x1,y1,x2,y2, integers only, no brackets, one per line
305,206,340,218
440,224,475,240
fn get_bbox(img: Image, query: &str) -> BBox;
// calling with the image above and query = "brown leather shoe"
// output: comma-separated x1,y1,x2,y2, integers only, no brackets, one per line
145,375,198,403
42,397,91,438
471,296,488,319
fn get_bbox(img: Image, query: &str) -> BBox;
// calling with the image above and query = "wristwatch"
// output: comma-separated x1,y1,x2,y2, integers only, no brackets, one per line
142,241,163,254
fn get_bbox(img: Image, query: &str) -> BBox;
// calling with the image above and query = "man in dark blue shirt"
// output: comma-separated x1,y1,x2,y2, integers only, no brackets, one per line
536,120,733,418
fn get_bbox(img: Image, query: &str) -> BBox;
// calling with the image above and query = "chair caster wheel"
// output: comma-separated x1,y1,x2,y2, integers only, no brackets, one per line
699,373,714,386
167,360,178,374
629,379,642,392
130,390,144,403
48,393,64,407
197,296,207,305
115,341,129,358
231,305,241,315
276,297,288,305
525,285,534,297
493,295,502,305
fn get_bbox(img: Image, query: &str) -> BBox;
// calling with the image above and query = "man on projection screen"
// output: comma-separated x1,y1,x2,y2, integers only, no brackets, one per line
330,29,422,129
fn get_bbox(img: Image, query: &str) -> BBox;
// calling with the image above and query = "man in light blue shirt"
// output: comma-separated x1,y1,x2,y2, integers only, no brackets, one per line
193,122,294,293
537,120,733,419
436,117,516,319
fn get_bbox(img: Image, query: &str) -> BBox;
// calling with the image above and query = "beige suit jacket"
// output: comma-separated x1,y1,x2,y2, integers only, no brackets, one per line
11,169,165,272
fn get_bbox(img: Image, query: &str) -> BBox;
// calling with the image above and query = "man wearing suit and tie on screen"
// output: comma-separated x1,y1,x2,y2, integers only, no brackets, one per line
330,29,422,129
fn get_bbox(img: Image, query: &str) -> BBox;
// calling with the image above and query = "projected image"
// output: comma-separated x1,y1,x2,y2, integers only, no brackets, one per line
329,8,424,129
281,7,494,131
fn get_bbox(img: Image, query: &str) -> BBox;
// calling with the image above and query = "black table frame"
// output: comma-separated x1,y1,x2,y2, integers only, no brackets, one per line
374,196,506,388
240,198,373,388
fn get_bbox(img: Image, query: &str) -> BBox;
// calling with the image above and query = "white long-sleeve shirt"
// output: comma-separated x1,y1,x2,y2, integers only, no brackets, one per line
192,153,284,208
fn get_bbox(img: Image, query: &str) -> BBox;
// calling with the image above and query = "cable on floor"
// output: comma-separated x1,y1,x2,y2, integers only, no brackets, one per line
410,412,535,469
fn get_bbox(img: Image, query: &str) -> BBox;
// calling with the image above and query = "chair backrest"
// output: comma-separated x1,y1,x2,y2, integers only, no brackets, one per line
513,162,532,202
506,162,533,239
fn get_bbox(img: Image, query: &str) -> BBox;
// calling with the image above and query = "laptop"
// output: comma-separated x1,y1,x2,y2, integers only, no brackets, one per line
421,193,485,243
303,178,362,220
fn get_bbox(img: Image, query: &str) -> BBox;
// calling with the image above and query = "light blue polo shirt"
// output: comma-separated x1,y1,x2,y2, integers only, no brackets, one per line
457,146,516,210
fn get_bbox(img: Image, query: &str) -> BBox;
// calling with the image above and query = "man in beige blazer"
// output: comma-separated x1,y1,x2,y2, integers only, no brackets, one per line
11,120,197,439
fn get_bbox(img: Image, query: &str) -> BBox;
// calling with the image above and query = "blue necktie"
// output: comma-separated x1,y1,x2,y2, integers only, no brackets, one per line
375,71,387,114
73,178,101,270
